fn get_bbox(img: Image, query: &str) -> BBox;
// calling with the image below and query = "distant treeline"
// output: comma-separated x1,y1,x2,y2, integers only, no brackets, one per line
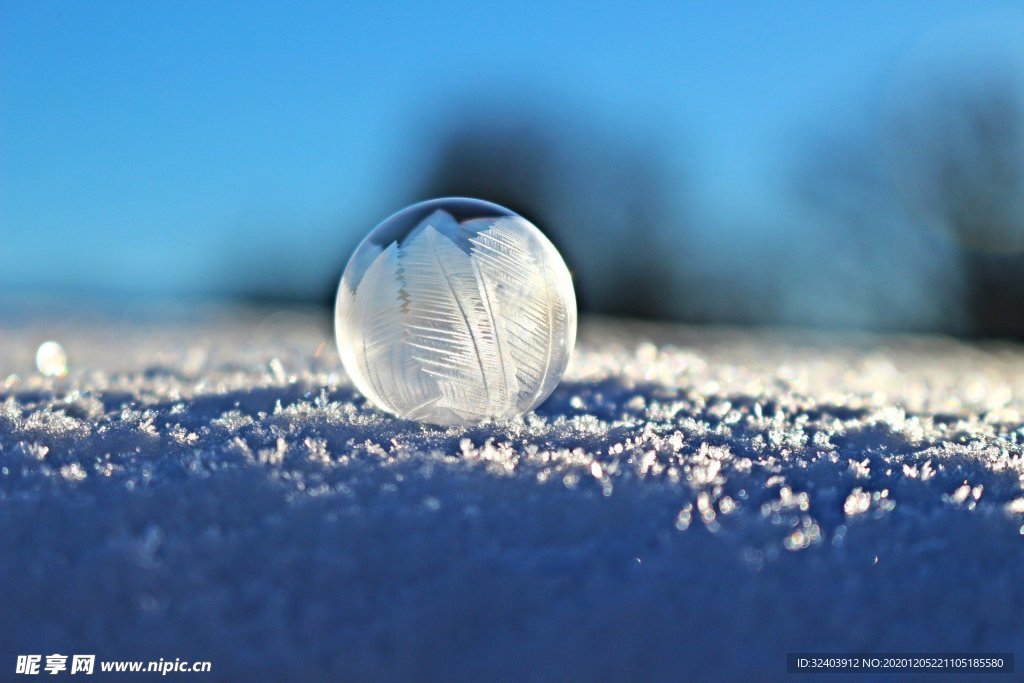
241,60,1024,340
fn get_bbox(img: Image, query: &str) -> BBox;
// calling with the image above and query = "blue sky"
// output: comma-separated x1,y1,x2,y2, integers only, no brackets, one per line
2,1,1023,301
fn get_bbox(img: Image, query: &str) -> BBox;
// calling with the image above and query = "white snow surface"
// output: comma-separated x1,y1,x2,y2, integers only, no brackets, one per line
2,309,1024,681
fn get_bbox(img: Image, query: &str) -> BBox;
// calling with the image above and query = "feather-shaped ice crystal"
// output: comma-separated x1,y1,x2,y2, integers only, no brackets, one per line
335,198,576,426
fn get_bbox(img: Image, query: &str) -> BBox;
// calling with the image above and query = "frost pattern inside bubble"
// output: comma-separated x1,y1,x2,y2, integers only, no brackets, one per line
335,198,577,426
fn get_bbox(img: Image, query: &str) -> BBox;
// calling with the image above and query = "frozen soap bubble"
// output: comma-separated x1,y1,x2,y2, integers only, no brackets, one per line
335,197,577,426
35,341,68,378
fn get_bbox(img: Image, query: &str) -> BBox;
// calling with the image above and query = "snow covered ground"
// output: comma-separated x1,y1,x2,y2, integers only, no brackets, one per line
2,309,1023,681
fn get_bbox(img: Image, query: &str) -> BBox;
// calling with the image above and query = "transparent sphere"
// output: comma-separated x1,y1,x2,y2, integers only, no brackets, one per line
335,197,577,426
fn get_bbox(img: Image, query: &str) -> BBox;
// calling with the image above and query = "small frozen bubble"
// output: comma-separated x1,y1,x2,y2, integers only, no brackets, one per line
35,341,68,378
335,198,577,426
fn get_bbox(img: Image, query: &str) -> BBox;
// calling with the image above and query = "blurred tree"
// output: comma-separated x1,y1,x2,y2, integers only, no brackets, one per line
790,132,967,334
417,107,688,320
793,64,1024,338
886,71,1024,338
